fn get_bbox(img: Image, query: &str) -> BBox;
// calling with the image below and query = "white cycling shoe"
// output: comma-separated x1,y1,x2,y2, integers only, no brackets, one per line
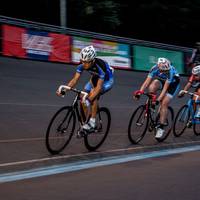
82,118,96,132
155,128,165,139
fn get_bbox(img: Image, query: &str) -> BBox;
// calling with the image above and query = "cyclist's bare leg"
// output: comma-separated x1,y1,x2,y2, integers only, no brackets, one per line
91,98,98,118
148,79,162,93
159,95,171,124
89,88,98,118
81,89,98,118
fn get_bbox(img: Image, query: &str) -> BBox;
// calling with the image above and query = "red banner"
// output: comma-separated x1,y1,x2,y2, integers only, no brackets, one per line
2,25,26,58
2,24,71,63
49,33,71,63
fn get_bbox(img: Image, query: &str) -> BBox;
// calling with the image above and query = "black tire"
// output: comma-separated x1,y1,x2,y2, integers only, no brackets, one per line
173,105,190,137
84,107,111,151
193,121,200,136
128,105,149,144
45,106,76,155
155,106,174,142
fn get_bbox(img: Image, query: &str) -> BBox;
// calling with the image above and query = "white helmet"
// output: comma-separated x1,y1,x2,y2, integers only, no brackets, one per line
192,65,200,75
157,57,170,71
80,45,96,62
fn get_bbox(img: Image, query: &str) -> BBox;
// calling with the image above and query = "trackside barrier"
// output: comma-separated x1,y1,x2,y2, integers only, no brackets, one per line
0,15,194,74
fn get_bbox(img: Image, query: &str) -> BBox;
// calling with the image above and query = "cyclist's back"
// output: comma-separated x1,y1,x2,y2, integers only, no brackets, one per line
76,57,113,83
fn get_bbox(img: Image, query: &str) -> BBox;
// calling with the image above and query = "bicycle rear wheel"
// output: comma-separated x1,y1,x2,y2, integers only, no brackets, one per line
45,106,76,154
128,105,149,144
84,107,111,151
173,105,190,137
155,106,174,142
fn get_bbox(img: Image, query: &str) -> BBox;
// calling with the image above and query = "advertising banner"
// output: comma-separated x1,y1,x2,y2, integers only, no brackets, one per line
133,45,184,74
2,25,71,63
22,29,50,61
49,33,71,63
2,25,26,58
72,36,131,69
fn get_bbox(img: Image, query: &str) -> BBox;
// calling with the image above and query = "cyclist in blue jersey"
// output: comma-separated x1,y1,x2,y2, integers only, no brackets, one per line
134,58,180,139
56,45,114,131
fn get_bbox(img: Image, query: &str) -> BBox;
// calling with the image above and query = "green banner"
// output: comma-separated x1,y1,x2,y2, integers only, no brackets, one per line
133,45,184,74
72,36,131,69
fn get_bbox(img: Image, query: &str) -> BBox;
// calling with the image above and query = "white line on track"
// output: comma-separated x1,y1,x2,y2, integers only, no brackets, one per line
1,145,200,183
0,140,200,168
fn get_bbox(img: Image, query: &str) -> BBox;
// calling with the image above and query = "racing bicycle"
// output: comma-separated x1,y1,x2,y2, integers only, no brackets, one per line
128,93,174,144
45,86,111,154
173,90,200,137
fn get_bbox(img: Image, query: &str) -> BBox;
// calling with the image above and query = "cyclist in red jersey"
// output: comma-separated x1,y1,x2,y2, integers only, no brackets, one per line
179,65,200,96
178,65,200,119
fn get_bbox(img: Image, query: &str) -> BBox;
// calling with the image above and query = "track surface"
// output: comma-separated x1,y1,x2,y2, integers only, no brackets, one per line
0,56,200,199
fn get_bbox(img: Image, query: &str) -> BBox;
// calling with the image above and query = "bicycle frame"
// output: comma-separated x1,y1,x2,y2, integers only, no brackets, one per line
46,86,111,153
71,93,85,126
58,85,89,126
182,91,200,124
144,93,159,128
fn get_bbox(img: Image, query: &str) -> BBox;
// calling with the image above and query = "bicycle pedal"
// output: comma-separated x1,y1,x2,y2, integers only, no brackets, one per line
77,130,86,138
85,128,95,134
136,123,142,126
186,121,192,128
61,129,67,133
95,127,103,133
148,126,153,132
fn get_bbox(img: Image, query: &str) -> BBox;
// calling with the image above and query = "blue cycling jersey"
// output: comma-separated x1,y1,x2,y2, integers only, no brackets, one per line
76,58,113,81
148,64,179,83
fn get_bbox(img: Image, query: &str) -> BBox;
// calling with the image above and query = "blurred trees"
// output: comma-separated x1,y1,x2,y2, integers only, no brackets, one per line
1,0,200,46
68,0,200,46
68,0,121,33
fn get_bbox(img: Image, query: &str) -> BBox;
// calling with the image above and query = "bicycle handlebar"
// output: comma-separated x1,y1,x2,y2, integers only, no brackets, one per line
180,90,200,101
143,92,153,97
58,85,88,101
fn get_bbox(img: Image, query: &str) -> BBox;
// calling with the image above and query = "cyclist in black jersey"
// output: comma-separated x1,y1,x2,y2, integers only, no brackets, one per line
56,45,114,131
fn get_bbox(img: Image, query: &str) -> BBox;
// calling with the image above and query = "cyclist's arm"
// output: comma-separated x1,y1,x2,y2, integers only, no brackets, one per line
140,77,152,91
67,72,81,88
88,79,104,101
183,82,192,92
157,81,170,101
183,74,194,92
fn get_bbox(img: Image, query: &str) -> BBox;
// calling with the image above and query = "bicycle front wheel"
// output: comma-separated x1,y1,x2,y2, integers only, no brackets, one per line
173,105,190,137
128,105,149,144
45,106,76,155
84,107,111,151
193,121,200,135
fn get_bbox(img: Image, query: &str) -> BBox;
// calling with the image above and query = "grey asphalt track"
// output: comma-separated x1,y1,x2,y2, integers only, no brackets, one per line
1,56,200,200
0,56,199,172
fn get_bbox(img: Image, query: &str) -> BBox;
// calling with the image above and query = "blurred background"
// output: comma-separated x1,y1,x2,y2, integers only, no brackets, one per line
0,0,199,47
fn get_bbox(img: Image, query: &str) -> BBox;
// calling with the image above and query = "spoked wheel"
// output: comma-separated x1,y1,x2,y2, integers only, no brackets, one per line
155,106,174,142
173,105,191,137
193,120,200,136
128,105,149,144
84,107,111,151
45,106,76,155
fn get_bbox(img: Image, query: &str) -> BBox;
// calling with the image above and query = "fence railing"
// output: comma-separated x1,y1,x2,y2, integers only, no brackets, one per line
0,15,193,53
